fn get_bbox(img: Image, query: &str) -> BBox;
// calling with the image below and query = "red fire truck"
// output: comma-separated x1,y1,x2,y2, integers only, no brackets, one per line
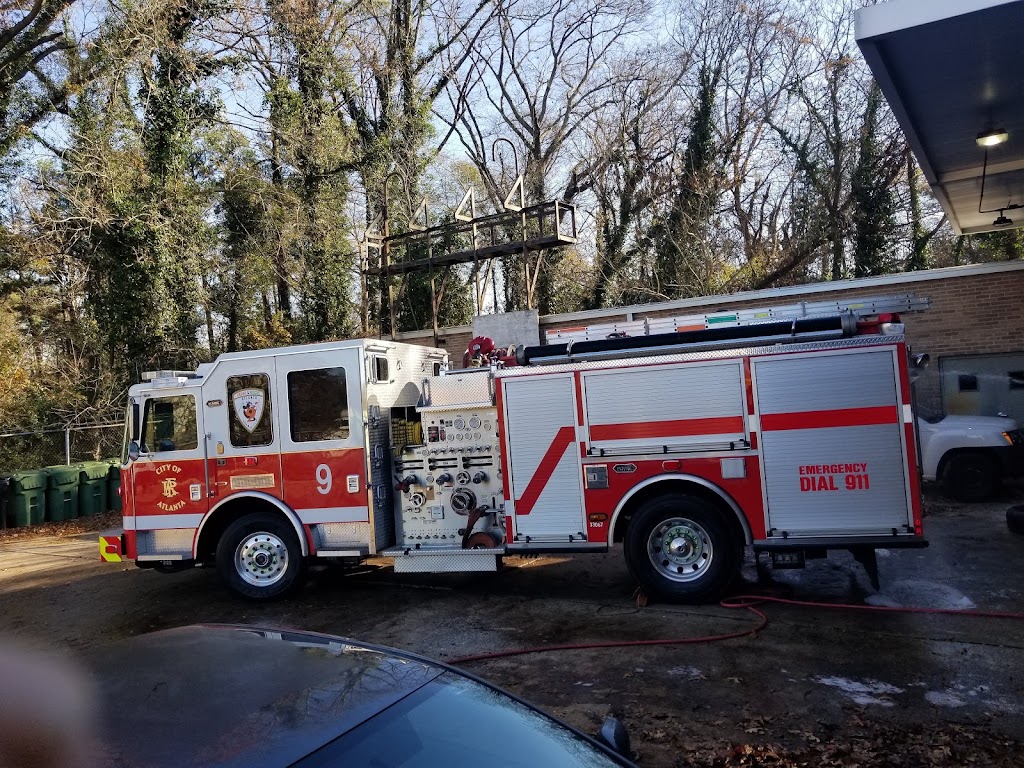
101,299,927,602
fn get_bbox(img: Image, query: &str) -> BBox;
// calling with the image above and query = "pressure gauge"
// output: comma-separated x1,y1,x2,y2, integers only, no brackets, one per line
469,416,481,429
454,417,466,430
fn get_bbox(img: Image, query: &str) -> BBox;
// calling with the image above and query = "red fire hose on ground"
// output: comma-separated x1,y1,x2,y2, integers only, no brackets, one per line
447,594,1024,665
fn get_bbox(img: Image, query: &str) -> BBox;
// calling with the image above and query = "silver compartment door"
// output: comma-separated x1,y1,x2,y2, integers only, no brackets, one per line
502,374,585,541
582,360,746,454
753,348,913,538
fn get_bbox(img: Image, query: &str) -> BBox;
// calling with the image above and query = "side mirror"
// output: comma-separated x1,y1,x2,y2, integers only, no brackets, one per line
597,716,631,758
128,441,141,462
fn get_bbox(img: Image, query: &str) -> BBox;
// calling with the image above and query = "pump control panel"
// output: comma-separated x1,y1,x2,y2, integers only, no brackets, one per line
393,405,504,549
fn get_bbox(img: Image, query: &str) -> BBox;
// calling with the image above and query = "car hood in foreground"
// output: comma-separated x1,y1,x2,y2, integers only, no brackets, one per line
84,625,443,767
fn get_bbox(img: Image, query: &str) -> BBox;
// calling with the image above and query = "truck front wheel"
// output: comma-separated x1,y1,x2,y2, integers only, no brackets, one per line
943,451,998,502
216,513,305,599
624,495,739,603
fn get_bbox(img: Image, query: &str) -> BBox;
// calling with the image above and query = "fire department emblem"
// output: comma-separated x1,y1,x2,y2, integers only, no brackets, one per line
161,478,178,498
232,388,266,433
155,464,186,512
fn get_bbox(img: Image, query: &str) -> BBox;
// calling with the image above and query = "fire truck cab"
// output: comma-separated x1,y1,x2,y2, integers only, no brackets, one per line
118,339,449,598
108,309,927,603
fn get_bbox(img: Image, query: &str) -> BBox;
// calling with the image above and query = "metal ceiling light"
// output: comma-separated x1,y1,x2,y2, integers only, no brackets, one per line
977,130,1020,226
976,129,1009,147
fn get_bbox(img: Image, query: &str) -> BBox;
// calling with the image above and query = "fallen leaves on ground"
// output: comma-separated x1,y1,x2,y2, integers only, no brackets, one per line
690,719,1018,768
0,512,120,542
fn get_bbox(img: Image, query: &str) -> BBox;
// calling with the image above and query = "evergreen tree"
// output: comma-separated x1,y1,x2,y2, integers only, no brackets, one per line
650,63,722,297
267,0,356,342
851,83,895,278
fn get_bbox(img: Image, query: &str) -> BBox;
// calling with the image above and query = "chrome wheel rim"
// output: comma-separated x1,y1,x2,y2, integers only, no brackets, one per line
647,517,713,583
235,532,288,587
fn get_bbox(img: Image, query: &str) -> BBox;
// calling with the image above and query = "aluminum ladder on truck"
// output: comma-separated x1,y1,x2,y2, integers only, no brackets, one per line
544,293,931,345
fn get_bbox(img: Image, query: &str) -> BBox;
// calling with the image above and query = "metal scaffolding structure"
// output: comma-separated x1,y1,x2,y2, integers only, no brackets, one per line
361,145,578,343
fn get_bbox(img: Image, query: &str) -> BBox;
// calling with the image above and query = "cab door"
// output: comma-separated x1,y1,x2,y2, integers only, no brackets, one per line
273,350,367,531
204,358,283,501
131,387,209,528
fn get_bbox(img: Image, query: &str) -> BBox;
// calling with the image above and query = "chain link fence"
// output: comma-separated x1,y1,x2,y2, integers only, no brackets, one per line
0,424,123,475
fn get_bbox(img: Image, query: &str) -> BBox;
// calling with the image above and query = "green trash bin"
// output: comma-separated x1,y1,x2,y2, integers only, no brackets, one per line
9,470,46,527
107,460,123,513
44,465,80,522
78,462,110,516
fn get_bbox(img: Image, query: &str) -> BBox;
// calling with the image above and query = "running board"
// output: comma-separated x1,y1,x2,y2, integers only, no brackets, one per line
314,549,366,558
381,547,502,573
506,543,607,553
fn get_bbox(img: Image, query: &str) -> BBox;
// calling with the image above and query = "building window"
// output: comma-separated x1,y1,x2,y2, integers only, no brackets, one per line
141,395,198,453
288,367,350,442
958,374,978,392
227,373,274,447
1010,371,1024,390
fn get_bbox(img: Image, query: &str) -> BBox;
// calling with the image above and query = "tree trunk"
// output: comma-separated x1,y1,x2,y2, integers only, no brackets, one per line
270,131,292,320
907,150,927,271
201,274,215,352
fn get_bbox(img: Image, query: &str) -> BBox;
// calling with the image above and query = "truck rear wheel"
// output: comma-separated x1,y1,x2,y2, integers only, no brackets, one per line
216,513,305,599
943,451,998,502
624,495,739,603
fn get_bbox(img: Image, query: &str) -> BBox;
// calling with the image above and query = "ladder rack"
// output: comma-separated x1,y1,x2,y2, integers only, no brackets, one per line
544,293,930,344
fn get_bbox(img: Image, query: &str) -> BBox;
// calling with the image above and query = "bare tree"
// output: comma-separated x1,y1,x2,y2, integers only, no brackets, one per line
577,0,806,303
737,0,904,288
0,0,79,156
578,57,684,307
445,0,645,313
715,0,805,282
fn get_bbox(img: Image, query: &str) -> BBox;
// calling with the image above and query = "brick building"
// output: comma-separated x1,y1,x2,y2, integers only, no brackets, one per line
395,261,1024,423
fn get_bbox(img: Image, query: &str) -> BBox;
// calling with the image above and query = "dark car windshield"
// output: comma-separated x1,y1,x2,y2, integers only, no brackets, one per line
298,672,627,767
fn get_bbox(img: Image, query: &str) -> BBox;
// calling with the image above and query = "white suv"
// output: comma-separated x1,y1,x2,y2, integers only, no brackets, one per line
917,405,1024,501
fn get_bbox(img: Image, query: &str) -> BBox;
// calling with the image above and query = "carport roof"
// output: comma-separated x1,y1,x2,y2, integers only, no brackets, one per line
856,0,1024,235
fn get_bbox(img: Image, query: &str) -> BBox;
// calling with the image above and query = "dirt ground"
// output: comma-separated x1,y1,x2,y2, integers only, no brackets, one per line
2,486,1023,766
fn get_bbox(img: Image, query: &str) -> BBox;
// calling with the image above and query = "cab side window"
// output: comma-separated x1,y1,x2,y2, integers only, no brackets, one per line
141,395,198,453
227,373,274,447
288,367,350,442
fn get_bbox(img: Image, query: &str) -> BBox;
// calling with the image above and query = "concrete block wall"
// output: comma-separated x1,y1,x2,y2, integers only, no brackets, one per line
394,326,474,365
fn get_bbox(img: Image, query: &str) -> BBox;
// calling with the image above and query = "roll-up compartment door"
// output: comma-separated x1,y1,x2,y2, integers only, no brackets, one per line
753,348,913,538
583,360,746,455
501,374,585,540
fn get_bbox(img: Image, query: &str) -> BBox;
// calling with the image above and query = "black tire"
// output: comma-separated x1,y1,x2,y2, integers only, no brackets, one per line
216,513,305,600
624,494,740,604
943,451,998,502
1008,505,1024,535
